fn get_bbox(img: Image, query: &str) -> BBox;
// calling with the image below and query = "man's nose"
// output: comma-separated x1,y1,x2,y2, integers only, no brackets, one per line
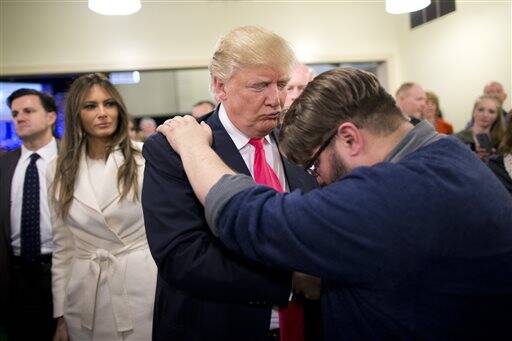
267,84,281,107
15,112,27,121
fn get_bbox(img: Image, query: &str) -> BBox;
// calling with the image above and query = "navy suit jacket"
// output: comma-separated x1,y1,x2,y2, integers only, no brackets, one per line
142,109,317,341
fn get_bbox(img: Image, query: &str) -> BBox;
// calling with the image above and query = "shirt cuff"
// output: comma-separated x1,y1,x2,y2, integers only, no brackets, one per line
205,174,256,236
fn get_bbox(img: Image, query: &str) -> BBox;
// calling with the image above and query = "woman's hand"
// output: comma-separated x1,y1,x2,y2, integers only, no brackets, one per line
157,116,213,156
53,316,69,341
475,145,495,161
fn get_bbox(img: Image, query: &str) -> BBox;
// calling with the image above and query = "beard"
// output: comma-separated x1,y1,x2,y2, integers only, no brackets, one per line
326,151,351,185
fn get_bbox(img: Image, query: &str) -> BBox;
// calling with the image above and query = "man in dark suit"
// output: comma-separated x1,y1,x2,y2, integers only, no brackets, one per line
0,88,58,340
142,26,320,341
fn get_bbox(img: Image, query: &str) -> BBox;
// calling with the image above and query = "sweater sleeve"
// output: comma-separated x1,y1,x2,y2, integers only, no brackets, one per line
212,163,431,285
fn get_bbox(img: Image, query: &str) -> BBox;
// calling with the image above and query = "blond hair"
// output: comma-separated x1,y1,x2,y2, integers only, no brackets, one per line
472,95,505,146
395,82,418,99
208,26,297,83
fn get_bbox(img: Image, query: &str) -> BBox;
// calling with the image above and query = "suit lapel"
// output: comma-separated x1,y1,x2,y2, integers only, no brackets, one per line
207,109,251,176
204,110,316,191
73,148,102,213
271,129,317,192
97,149,122,210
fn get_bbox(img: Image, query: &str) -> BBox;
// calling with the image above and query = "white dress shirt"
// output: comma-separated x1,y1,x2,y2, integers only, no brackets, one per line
10,138,58,256
219,104,287,329
218,104,289,191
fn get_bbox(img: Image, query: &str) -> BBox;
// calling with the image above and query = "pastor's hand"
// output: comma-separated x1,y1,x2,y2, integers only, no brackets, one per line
157,115,213,155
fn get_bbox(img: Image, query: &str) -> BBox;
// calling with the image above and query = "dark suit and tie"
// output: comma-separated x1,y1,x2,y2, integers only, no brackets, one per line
142,108,318,341
0,142,57,341
1,89,59,340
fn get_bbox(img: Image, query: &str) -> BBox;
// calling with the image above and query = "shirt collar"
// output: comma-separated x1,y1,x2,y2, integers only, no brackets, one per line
218,103,272,150
20,138,58,162
385,120,442,163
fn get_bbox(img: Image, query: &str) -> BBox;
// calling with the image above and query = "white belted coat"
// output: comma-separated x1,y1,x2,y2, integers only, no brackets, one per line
47,143,157,340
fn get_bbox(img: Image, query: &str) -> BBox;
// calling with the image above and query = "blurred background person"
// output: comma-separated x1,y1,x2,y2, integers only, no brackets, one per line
456,95,505,161
424,91,453,134
395,82,427,125
1,89,58,341
139,117,157,140
191,100,215,119
484,81,508,125
283,64,315,110
49,73,157,341
488,118,512,194
127,117,138,141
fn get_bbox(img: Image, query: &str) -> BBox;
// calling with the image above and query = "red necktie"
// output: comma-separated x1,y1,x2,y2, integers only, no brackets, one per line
249,138,304,341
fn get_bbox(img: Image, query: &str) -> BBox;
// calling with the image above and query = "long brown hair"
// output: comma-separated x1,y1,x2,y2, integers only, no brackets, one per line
52,73,140,217
472,95,505,146
498,115,512,155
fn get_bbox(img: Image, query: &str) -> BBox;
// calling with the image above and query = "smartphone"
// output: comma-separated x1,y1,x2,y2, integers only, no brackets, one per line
475,133,493,152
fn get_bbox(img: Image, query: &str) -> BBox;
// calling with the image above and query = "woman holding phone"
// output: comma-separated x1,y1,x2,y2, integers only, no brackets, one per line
48,73,157,340
456,95,504,161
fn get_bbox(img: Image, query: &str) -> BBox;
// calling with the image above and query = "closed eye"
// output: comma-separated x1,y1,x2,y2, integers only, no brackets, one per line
250,82,268,91
277,81,288,89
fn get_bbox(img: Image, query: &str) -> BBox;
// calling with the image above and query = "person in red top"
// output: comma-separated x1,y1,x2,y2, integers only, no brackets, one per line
424,91,453,134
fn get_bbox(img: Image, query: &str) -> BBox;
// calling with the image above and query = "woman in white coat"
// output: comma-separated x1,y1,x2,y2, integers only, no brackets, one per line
48,73,157,341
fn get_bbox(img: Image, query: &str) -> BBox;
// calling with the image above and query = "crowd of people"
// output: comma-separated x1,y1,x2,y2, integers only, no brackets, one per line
393,80,511,193
1,25,511,341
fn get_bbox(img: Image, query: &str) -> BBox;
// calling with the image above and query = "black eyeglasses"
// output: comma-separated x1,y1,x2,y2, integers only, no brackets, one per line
304,130,337,177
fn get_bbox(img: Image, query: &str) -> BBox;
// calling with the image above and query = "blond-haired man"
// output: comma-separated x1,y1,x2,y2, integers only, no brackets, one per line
284,64,315,110
396,82,426,124
142,26,319,341
484,81,509,124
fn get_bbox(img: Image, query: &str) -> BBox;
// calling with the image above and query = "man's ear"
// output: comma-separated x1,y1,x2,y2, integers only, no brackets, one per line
47,111,57,126
213,77,228,102
337,122,363,157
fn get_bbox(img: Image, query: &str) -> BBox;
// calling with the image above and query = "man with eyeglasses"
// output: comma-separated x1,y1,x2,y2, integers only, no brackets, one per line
157,67,512,339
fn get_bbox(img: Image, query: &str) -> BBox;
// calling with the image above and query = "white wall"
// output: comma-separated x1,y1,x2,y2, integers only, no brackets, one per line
174,68,213,112
114,68,213,116
396,1,511,131
0,1,401,88
115,70,178,116
1,1,509,128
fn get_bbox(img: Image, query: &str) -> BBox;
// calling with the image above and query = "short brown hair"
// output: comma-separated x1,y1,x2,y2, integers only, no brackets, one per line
7,88,57,113
280,67,405,166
